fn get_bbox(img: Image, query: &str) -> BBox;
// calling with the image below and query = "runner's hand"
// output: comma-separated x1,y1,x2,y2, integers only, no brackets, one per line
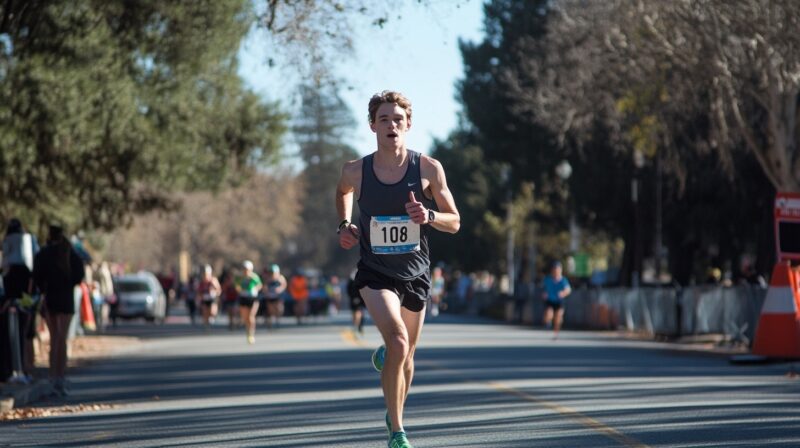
406,191,428,224
340,223,360,249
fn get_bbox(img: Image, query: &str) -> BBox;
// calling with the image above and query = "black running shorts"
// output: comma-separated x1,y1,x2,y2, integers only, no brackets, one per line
349,294,365,310
545,301,563,312
353,264,429,312
238,296,257,308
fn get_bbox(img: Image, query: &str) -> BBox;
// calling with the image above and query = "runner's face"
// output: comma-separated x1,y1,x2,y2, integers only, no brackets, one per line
370,103,411,149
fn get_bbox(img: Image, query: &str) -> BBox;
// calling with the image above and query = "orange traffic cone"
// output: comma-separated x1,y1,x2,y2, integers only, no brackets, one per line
80,282,97,332
752,262,800,358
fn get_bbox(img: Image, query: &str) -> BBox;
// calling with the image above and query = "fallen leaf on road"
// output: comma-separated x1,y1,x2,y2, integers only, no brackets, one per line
0,403,117,421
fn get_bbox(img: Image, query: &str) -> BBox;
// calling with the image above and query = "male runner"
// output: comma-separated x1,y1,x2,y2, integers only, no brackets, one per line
335,90,460,448
542,260,571,339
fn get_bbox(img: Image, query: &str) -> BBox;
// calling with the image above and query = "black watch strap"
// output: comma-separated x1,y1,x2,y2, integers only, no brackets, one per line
337,219,350,234
428,209,435,223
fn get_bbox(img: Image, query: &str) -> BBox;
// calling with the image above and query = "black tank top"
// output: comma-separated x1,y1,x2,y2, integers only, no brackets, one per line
358,150,434,280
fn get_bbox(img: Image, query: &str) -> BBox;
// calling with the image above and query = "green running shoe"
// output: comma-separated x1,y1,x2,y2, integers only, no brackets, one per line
388,431,413,448
371,345,386,372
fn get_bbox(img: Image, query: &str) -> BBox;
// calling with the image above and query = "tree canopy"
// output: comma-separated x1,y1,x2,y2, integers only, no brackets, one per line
289,83,360,275
0,0,286,232
512,0,800,193
435,0,782,284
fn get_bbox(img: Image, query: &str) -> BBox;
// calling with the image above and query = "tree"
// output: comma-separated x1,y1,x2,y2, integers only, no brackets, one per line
501,0,785,282
458,0,557,189
455,1,632,280
429,130,506,272
104,171,304,272
289,83,360,274
256,1,442,83
517,0,800,192
0,1,286,231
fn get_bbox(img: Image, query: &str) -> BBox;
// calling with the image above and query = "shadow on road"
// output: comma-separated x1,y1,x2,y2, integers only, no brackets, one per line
5,318,799,447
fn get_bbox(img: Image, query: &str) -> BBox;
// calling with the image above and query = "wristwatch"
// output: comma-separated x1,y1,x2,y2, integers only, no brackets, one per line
337,219,350,234
427,209,435,224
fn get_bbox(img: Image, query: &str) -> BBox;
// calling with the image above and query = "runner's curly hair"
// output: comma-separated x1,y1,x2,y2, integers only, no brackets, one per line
368,90,412,124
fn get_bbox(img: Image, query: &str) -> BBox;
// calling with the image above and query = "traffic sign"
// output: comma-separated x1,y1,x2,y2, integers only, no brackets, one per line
775,192,800,261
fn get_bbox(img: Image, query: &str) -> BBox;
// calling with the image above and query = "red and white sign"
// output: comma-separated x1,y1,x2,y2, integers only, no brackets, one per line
775,192,800,219
775,192,800,261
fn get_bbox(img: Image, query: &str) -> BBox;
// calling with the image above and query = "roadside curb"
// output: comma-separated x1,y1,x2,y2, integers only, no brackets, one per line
658,341,749,359
0,380,52,412
502,317,751,359
2,334,145,415
602,330,749,359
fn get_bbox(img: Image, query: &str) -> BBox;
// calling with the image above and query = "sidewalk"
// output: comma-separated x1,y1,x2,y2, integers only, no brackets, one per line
1,334,140,417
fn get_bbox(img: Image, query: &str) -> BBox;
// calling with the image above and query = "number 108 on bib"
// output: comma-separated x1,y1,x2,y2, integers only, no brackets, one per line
370,216,421,254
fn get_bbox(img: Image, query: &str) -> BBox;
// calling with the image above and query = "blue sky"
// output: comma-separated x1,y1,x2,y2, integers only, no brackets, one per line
238,1,485,158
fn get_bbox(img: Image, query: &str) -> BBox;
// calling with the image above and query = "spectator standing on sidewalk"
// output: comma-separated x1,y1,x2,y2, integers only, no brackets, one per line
95,261,114,332
33,224,85,396
1,218,40,381
542,260,571,340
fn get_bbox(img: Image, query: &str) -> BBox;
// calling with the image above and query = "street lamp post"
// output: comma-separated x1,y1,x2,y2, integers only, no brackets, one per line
632,150,645,287
654,152,664,283
555,160,578,254
502,165,515,297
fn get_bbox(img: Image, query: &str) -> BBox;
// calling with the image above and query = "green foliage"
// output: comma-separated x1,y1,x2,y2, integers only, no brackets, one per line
458,0,557,187
0,0,286,232
429,131,506,272
450,0,605,276
616,85,668,159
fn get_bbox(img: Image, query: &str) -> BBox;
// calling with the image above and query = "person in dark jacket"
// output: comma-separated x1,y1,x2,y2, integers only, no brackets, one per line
33,225,84,396
1,218,40,380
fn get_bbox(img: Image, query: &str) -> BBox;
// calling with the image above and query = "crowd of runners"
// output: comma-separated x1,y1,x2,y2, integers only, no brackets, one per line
156,263,345,342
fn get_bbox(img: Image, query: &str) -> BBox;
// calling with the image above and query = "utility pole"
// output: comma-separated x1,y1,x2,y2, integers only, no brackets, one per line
503,165,515,296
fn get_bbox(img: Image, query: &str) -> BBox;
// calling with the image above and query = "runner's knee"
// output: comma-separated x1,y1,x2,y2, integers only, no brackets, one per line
386,331,410,359
403,356,414,376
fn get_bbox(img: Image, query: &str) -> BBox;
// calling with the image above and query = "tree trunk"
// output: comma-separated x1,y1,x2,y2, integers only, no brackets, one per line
669,239,698,287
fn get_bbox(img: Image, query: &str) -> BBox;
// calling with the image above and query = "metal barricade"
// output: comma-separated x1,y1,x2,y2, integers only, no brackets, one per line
488,284,768,344
6,301,27,383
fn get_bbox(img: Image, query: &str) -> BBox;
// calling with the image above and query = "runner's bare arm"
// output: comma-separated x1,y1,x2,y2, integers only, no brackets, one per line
212,278,222,295
279,275,287,292
336,160,362,249
421,156,460,234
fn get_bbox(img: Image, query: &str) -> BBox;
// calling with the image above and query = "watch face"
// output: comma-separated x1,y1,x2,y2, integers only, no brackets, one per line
428,210,435,222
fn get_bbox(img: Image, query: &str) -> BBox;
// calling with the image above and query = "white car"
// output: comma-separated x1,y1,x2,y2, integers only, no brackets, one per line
113,272,168,323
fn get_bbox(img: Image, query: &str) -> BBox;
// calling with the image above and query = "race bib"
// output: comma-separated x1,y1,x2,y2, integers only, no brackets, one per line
370,216,420,254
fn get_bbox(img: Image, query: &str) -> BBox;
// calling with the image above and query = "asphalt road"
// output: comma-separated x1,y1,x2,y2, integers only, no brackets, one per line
2,309,799,447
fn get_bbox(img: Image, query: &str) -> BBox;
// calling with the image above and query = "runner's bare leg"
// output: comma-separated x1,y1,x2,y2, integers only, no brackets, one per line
361,287,415,432
400,305,425,404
